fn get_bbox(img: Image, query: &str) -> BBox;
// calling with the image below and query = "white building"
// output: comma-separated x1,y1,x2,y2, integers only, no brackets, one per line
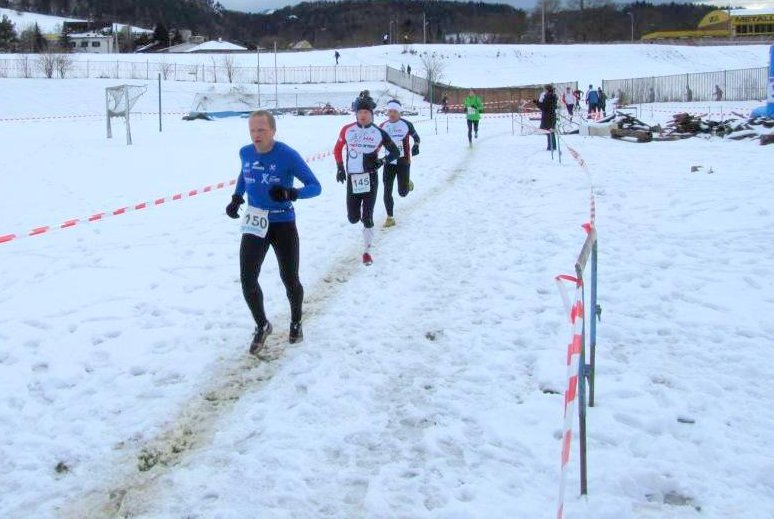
67,32,114,54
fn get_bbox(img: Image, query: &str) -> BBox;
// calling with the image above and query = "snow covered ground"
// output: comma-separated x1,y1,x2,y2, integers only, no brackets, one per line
1,43,774,518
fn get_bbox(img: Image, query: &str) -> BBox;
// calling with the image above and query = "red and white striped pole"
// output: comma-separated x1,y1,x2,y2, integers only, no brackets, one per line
555,274,584,519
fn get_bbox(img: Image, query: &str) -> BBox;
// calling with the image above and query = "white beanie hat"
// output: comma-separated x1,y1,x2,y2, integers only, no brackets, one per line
385,99,402,112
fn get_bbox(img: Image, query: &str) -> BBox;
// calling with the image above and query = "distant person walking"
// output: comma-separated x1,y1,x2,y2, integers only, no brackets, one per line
406,64,411,75
597,87,607,116
334,50,340,64
225,111,322,354
562,86,576,118
536,84,558,151
463,89,483,145
334,99,400,265
714,84,723,101
586,85,599,116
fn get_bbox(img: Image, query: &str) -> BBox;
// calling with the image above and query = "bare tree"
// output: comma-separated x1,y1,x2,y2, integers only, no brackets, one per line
55,53,72,78
210,56,218,83
421,52,446,118
17,54,32,78
158,57,174,80
221,54,236,83
38,52,56,78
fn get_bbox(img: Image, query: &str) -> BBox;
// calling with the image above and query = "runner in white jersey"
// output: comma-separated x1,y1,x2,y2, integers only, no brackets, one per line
378,99,420,227
334,97,400,265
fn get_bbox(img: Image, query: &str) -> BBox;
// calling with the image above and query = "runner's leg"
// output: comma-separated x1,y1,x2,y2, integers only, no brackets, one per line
240,232,271,327
270,222,303,324
396,164,410,197
383,164,398,217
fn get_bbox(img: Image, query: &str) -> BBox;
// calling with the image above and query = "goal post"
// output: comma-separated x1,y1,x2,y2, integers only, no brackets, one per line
106,84,147,145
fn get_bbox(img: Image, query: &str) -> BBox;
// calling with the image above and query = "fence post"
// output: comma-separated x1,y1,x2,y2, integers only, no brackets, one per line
589,238,599,407
360,64,362,82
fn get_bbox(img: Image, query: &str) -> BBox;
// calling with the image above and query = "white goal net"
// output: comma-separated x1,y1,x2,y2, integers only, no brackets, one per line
106,84,147,145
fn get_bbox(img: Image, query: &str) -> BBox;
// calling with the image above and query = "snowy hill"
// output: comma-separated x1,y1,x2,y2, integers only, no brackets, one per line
0,7,152,34
0,6,85,32
0,43,773,519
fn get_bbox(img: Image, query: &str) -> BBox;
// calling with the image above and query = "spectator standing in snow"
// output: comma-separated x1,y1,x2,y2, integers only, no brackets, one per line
536,84,558,151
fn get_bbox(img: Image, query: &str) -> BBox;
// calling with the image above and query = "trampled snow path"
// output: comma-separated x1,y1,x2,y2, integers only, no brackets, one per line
50,119,586,517
3,101,774,518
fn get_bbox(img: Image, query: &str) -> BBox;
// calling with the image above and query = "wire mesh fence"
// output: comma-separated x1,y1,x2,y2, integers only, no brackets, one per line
602,66,768,104
0,55,386,84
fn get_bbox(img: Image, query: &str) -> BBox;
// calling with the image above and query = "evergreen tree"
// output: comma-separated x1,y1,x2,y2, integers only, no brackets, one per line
0,14,17,51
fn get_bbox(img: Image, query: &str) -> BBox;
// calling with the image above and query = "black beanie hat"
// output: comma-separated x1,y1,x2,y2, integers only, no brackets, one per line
354,97,374,112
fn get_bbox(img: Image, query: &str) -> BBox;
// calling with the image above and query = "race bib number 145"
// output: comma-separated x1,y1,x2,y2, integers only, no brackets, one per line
241,206,269,238
350,173,371,194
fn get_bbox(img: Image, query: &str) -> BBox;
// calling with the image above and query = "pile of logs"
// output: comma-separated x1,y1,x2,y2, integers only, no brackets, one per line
608,111,774,144
610,112,660,143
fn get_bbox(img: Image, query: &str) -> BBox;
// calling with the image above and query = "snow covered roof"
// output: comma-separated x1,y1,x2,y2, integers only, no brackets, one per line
186,40,247,53
68,32,111,39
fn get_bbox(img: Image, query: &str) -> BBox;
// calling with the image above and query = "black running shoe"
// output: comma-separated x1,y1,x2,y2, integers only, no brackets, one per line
249,321,272,355
289,321,303,344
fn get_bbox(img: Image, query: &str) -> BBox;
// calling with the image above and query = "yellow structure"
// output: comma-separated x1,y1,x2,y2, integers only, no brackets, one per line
642,8,774,41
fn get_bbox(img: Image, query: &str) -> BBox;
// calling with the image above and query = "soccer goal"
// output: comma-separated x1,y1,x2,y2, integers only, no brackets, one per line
106,84,147,145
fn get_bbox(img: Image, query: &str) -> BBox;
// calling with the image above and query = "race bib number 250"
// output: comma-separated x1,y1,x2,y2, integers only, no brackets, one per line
241,206,269,238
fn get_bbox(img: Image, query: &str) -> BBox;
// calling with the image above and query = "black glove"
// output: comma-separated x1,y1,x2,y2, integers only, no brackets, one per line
225,194,244,219
371,158,385,171
269,185,298,202
336,164,346,183
411,143,420,156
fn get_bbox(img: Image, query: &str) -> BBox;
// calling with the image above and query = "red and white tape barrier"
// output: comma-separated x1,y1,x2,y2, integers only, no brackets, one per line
0,112,189,123
0,149,333,246
510,114,597,226
554,274,584,519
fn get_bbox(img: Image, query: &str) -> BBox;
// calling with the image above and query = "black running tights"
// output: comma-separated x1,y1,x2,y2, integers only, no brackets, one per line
239,222,303,326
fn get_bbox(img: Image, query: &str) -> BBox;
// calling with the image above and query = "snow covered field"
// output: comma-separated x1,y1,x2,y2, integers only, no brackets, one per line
1,43,773,518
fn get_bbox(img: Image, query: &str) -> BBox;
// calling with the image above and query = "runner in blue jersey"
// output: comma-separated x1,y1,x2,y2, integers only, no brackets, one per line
225,110,321,354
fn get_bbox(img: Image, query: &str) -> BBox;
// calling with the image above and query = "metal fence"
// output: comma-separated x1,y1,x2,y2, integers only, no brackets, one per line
0,55,386,84
387,65,577,113
386,65,429,96
602,66,768,104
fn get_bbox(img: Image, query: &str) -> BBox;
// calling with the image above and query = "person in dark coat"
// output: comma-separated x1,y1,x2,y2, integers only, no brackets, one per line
536,84,558,151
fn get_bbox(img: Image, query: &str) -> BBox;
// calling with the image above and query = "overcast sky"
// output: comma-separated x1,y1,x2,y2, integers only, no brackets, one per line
217,0,774,14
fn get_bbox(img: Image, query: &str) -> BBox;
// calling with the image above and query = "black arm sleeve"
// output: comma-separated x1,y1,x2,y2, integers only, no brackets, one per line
407,120,420,144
